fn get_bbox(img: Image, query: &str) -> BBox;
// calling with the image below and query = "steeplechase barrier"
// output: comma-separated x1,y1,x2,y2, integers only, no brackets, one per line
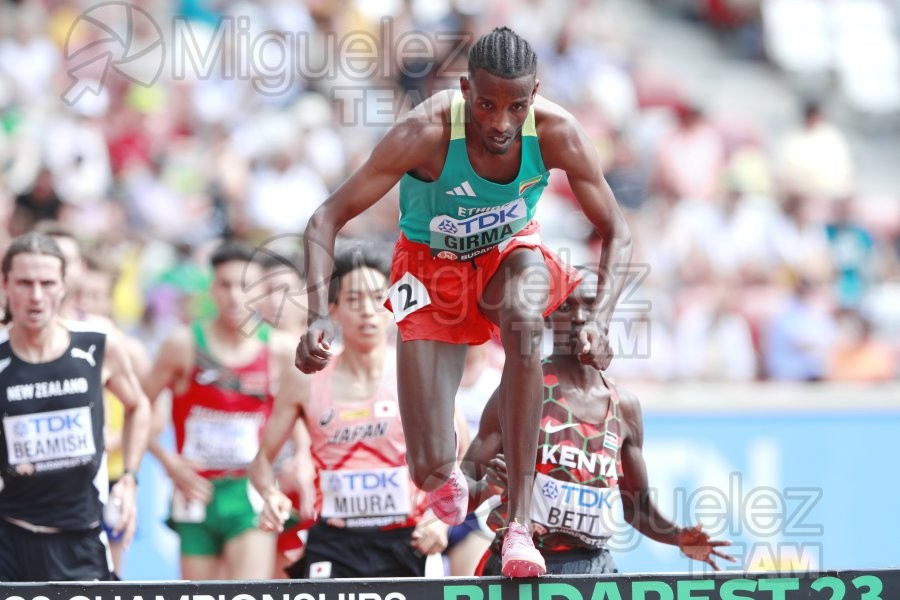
2,570,899,600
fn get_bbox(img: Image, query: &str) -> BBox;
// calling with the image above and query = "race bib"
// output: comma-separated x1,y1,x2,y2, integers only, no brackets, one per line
531,472,620,545
181,408,261,469
429,198,528,261
320,466,411,520
3,406,96,466
387,273,431,323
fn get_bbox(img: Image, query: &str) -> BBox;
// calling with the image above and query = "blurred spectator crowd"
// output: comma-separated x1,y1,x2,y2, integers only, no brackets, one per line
1,0,899,383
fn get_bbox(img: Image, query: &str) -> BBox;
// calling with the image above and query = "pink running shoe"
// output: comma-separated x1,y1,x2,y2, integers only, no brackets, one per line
501,521,546,578
427,464,468,525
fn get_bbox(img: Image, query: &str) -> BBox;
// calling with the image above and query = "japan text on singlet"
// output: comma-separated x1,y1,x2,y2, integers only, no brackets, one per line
305,353,425,529
0,323,107,531
171,321,273,478
488,359,623,552
398,90,549,261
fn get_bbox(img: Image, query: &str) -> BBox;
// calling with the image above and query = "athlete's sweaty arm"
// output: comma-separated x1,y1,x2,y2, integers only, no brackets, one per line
102,332,152,547
141,327,213,504
297,101,447,374
617,388,734,570
250,363,315,532
539,101,632,370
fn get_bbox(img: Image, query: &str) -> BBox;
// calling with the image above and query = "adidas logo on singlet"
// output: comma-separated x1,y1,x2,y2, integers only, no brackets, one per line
445,181,476,197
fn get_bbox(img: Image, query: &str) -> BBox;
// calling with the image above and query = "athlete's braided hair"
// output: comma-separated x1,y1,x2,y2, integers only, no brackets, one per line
468,27,537,79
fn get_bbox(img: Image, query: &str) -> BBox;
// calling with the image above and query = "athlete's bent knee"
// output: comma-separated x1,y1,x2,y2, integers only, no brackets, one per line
407,449,455,490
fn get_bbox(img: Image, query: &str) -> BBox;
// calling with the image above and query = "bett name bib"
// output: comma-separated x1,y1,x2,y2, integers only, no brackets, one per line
531,472,621,546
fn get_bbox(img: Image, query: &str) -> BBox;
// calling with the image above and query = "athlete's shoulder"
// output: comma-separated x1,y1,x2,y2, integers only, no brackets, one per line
533,95,594,171
613,384,640,409
392,90,453,146
533,94,578,132
64,316,114,336
611,382,642,441
401,89,454,124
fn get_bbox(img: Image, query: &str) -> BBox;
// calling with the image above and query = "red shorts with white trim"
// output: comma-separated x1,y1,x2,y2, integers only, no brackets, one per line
384,221,581,345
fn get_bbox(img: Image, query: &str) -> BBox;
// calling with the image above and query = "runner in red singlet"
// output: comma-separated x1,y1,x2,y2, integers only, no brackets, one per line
143,240,298,580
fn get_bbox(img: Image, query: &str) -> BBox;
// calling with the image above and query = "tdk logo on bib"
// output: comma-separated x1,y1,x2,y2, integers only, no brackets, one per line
331,470,402,491
429,198,528,260
454,201,522,233
542,479,560,501
3,406,96,466
560,484,614,509
540,479,613,508
320,466,412,520
17,412,86,434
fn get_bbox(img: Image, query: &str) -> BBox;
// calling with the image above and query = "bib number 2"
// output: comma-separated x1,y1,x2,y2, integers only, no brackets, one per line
388,273,431,322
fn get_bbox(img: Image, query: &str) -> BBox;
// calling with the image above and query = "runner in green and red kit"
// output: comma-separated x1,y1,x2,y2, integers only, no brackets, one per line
144,240,298,580
297,28,632,577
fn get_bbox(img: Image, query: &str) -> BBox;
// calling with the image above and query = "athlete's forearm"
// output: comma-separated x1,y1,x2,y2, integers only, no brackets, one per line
147,436,181,474
623,491,682,547
590,216,632,327
249,451,278,497
303,207,340,322
120,394,151,474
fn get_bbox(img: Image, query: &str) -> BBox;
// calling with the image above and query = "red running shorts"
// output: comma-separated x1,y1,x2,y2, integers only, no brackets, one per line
384,221,581,345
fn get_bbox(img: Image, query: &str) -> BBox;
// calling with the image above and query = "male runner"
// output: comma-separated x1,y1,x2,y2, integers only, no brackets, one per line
296,27,632,577
0,232,151,581
464,269,735,575
251,244,449,578
143,240,296,580
34,224,152,573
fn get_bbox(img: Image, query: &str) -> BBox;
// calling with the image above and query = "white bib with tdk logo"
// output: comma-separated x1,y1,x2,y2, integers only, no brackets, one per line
3,406,96,465
531,472,621,543
181,408,261,469
320,466,411,519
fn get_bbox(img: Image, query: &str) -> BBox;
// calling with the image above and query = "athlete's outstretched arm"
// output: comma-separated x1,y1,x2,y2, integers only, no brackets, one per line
298,112,443,374
103,332,152,547
460,388,505,509
250,362,312,532
541,109,633,369
618,388,735,570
